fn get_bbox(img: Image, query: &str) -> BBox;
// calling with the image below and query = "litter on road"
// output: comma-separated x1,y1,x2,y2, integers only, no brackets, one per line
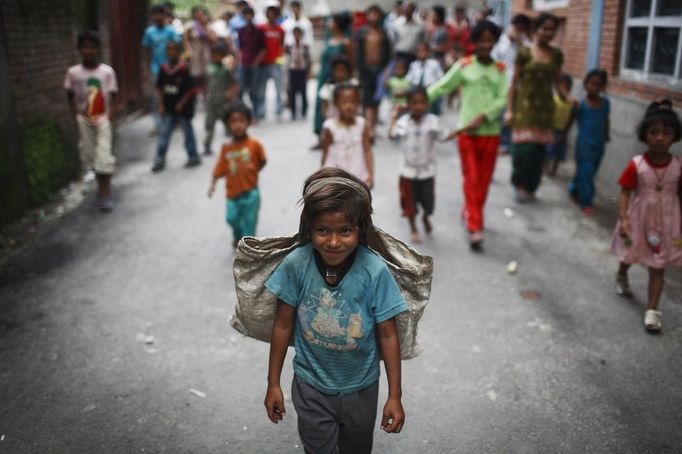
188,389,206,398
507,261,518,274
503,207,514,219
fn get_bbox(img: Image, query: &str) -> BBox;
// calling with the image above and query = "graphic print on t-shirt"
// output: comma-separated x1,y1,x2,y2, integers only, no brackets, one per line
298,288,365,351
86,77,106,120
225,147,252,175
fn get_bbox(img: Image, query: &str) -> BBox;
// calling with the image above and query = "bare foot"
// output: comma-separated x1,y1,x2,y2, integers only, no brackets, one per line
410,231,422,243
422,216,432,235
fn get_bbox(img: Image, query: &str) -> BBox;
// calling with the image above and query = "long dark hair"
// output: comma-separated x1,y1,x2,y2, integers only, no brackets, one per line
298,168,374,245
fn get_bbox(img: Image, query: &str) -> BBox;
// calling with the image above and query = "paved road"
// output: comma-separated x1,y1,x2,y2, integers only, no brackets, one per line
1,98,681,453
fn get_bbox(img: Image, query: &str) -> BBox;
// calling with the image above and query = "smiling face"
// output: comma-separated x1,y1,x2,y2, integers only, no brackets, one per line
311,211,360,268
475,29,497,61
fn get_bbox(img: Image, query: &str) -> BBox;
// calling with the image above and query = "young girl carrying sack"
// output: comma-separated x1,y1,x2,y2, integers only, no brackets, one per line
263,168,420,453
612,99,682,332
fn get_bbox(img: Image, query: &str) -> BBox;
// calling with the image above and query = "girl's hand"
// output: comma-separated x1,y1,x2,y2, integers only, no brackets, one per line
619,218,631,238
365,175,374,189
207,183,216,198
264,385,286,423
503,110,513,126
463,114,486,131
381,397,405,433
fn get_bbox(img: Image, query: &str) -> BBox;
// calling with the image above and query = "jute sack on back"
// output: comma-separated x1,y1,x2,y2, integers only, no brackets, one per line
230,228,433,359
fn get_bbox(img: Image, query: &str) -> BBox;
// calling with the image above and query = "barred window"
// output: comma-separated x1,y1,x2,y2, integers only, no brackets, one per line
621,0,682,87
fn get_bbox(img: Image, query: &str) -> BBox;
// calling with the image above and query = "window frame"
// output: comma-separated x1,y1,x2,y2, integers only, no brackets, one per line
532,0,570,10
619,0,682,89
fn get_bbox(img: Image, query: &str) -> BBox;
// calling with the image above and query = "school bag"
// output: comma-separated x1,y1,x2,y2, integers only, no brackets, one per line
230,228,433,359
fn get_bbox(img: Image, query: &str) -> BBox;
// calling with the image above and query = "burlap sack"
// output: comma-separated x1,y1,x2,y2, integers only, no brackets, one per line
230,228,433,359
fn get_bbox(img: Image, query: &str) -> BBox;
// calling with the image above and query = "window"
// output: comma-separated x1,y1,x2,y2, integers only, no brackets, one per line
532,0,570,10
621,0,682,87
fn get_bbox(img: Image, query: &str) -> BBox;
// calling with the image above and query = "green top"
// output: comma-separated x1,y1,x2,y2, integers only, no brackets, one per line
206,62,236,106
428,56,508,136
387,76,411,107
511,46,564,131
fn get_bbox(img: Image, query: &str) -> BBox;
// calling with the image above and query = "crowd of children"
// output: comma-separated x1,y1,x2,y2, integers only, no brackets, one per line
63,3,681,452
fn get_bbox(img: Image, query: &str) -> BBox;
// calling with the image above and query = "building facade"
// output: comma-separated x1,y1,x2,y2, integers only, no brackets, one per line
509,0,682,187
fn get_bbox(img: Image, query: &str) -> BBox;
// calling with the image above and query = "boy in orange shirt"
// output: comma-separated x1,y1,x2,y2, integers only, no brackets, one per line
208,103,267,247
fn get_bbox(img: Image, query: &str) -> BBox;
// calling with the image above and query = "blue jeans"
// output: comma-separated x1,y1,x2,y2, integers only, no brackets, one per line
155,114,198,163
226,188,260,241
256,64,283,118
239,66,262,118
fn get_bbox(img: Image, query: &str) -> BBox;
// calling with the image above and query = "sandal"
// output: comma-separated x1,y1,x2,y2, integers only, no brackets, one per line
644,310,662,332
615,273,633,298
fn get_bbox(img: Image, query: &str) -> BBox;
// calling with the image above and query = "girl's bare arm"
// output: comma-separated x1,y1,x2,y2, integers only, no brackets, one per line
363,122,374,188
320,128,332,166
618,188,633,236
504,63,520,123
377,318,404,433
265,300,296,423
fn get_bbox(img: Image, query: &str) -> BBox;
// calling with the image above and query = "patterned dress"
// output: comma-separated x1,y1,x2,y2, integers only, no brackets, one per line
511,46,564,145
611,154,682,269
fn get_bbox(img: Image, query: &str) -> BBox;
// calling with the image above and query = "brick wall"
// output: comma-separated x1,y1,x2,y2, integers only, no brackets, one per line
510,0,682,106
0,0,147,227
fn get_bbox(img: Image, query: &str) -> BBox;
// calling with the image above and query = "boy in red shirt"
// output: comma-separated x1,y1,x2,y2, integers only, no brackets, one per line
257,3,285,120
208,103,267,248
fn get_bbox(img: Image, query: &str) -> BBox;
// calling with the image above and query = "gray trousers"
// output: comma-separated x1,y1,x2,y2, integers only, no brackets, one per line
292,375,379,454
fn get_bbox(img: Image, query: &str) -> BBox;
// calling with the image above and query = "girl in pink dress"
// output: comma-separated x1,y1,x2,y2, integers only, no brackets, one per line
321,83,374,188
612,100,682,332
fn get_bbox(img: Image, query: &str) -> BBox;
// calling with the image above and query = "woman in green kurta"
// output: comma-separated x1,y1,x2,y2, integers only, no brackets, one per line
311,13,352,149
504,13,563,200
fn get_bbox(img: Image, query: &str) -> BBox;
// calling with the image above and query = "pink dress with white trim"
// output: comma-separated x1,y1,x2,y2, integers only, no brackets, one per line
611,154,682,269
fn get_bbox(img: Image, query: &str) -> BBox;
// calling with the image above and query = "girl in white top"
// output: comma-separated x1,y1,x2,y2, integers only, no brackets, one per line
321,83,374,188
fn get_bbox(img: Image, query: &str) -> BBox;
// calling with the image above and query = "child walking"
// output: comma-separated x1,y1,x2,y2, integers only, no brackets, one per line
406,42,444,115
264,168,407,453
64,31,118,212
208,103,267,248
544,73,576,176
385,59,411,115
428,20,508,249
611,100,682,332
505,13,564,202
152,40,201,172
389,87,443,243
568,69,610,214
318,55,357,124
204,42,238,156
321,83,374,188
285,26,311,120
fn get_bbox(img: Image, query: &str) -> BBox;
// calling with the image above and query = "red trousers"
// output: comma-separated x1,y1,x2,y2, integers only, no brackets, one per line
457,134,500,233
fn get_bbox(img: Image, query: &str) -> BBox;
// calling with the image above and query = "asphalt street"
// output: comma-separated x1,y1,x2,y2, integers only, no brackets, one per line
1,93,681,454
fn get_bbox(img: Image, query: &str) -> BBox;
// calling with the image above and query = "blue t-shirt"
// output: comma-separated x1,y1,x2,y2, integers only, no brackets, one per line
142,25,180,76
265,244,407,395
575,97,610,153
